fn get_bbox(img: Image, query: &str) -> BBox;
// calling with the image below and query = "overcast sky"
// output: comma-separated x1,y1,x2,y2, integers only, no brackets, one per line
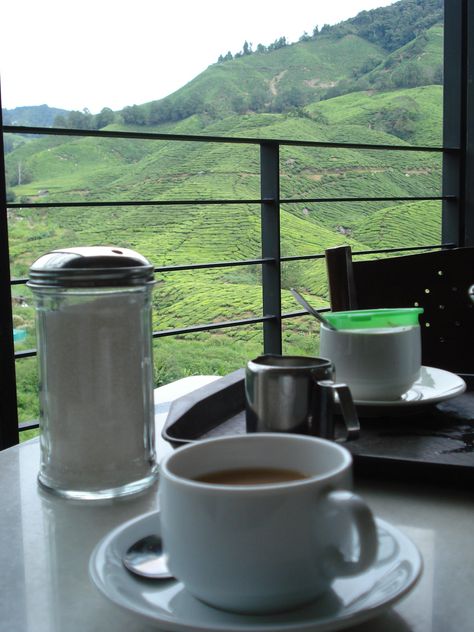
0,0,396,113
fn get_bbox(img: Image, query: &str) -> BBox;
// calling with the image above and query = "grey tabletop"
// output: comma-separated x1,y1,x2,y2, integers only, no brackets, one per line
1,376,473,632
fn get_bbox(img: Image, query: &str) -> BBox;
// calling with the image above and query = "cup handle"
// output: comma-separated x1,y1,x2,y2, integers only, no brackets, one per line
321,490,378,577
317,380,360,441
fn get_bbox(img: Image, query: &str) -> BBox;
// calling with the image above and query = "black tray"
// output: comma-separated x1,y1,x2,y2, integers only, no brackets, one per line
162,370,474,486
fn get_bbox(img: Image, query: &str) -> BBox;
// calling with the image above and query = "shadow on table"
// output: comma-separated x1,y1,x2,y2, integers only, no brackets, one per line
349,610,412,631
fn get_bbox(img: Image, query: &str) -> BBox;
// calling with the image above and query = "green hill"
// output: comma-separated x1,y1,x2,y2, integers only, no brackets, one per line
140,33,386,122
307,85,442,145
2,104,69,127
118,0,442,126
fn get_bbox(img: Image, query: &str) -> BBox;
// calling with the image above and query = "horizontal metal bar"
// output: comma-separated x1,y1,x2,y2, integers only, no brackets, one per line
19,420,39,431
15,310,325,435
15,315,276,358
3,125,453,152
153,315,275,337
281,253,325,262
15,349,36,359
11,241,454,361
282,308,331,320
156,258,271,273
278,244,453,263
11,242,453,286
350,243,455,256
12,257,274,285
8,195,452,211
7,198,267,210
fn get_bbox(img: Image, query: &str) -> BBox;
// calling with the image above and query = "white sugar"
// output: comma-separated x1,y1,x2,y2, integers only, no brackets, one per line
38,292,155,492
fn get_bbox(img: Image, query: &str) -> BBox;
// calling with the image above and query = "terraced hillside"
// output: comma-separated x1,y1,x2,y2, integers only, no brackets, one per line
8,106,443,427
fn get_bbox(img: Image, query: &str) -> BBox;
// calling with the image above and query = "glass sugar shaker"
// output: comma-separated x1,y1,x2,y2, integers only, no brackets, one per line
27,246,158,500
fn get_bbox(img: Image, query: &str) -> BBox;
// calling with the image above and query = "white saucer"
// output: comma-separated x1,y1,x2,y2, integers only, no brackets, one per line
89,511,422,632
354,366,466,408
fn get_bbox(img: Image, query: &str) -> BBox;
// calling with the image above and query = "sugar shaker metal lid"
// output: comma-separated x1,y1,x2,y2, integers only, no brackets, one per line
27,246,155,288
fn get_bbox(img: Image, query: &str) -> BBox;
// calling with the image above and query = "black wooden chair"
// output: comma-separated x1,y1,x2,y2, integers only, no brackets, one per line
325,245,474,374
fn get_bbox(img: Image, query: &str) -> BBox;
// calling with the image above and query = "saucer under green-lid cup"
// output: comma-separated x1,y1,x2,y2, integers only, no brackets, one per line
159,433,378,615
320,308,423,401
28,246,158,500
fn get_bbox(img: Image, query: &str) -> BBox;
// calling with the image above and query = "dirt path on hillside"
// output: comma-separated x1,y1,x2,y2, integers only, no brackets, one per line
269,70,287,95
301,166,435,180
303,166,388,180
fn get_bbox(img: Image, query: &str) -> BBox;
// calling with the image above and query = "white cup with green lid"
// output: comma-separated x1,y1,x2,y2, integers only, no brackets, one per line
319,308,423,401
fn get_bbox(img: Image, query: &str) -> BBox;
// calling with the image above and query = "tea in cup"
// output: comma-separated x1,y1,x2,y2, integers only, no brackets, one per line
320,308,423,401
159,433,378,614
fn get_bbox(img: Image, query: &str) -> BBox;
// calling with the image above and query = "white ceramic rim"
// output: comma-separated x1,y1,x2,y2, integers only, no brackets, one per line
160,433,352,494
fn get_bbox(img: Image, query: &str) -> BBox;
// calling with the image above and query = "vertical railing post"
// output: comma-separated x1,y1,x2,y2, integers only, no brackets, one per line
442,0,474,246
0,88,20,449
464,0,474,245
260,142,282,354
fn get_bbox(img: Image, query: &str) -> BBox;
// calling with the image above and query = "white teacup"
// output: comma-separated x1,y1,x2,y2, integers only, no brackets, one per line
320,323,421,401
159,434,378,614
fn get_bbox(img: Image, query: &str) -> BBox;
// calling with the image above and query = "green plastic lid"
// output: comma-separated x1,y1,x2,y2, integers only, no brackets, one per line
325,307,423,330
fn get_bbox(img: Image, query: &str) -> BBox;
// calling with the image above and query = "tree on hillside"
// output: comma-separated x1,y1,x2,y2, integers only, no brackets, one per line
53,114,68,127
95,107,115,129
53,108,99,130
352,56,382,78
218,51,233,63
67,109,94,129
391,61,432,88
147,99,171,124
271,85,312,112
268,36,288,51
3,136,14,153
249,86,269,112
371,100,420,140
175,93,205,120
8,160,33,186
232,93,249,114
347,0,443,52
242,41,252,55
299,31,312,42
121,104,147,125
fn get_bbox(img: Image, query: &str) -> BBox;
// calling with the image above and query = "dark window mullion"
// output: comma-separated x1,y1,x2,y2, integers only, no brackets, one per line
0,88,20,449
442,0,467,246
260,143,282,354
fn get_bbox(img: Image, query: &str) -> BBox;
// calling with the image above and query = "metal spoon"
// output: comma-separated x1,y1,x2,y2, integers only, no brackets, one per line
290,288,337,331
123,534,174,579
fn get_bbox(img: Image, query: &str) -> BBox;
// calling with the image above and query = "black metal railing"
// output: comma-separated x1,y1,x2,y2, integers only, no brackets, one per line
5,125,454,351
1,125,455,442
